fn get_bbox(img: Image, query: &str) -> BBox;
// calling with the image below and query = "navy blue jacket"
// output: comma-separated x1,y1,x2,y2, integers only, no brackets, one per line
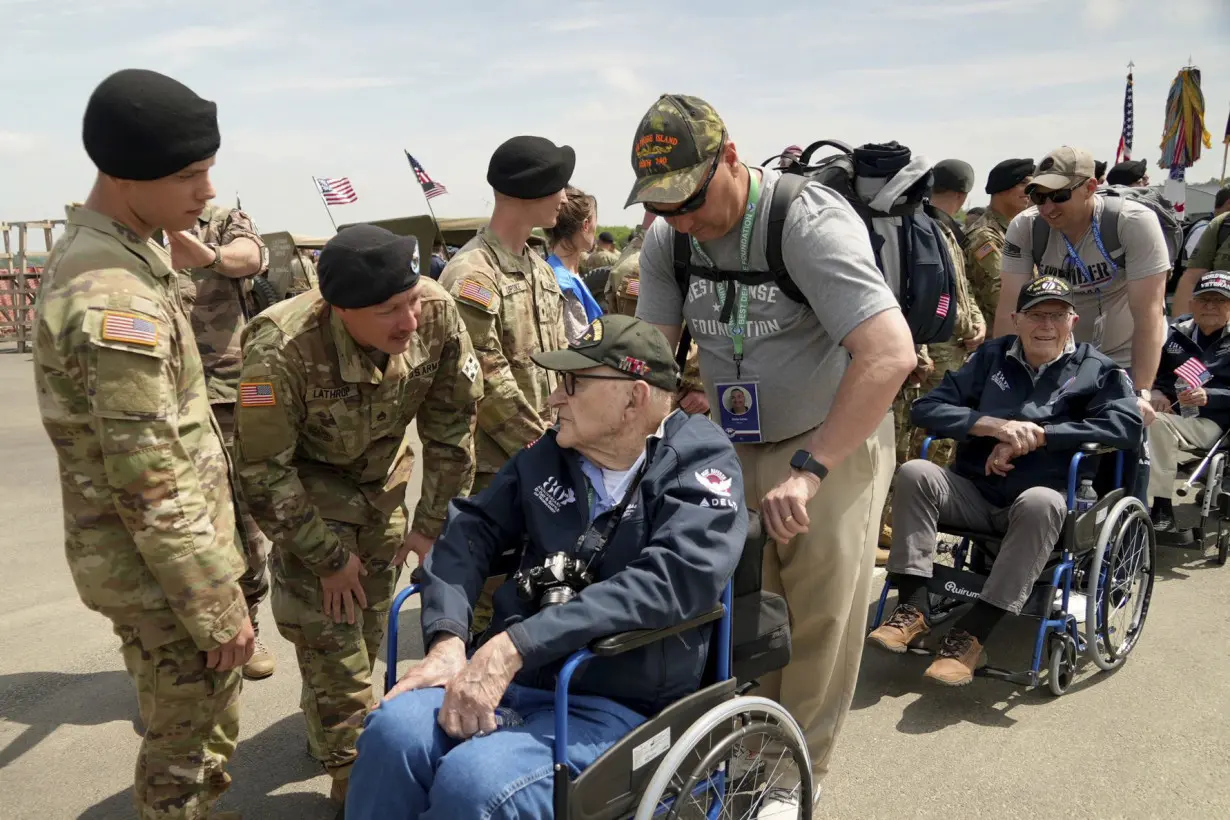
1156,316,1230,430
420,410,747,716
912,336,1143,507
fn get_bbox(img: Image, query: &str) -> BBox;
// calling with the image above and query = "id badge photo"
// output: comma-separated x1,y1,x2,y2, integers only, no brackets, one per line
715,381,762,443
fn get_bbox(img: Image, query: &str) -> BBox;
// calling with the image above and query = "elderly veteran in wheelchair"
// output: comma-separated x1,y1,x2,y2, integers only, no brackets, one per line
345,315,746,820
1148,271,1230,534
868,276,1142,686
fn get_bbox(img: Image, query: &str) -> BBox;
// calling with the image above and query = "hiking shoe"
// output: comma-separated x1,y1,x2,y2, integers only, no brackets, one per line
242,637,275,680
924,630,987,686
867,604,930,654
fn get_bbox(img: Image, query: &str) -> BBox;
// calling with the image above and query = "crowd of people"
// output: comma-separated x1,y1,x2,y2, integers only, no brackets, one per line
29,65,1230,820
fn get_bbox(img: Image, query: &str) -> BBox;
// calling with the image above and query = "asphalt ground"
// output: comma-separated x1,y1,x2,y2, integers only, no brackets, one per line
1,349,1228,819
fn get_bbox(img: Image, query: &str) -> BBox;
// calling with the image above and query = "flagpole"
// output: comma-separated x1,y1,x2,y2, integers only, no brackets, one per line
1221,142,1228,185
312,177,339,233
404,152,450,260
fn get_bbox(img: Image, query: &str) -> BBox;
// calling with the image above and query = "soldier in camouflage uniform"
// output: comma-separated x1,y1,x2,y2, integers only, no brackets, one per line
172,203,278,680
579,230,621,275
33,68,252,820
965,158,1035,324
235,225,481,805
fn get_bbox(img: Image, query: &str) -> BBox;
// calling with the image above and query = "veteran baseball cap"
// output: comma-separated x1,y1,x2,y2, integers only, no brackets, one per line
531,315,680,392
625,94,726,208
1028,146,1096,192
1016,275,1076,312
1193,271,1230,300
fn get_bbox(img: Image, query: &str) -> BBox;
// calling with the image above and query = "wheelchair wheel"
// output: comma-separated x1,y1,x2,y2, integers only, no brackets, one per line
1046,631,1078,697
633,696,813,820
1084,496,1155,672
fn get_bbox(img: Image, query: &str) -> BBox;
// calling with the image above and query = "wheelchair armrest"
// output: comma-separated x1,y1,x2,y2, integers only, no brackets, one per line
589,604,725,657
1079,442,1117,455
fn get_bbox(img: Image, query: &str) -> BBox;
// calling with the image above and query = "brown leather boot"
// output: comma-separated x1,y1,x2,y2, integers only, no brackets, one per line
924,630,988,686
867,604,930,653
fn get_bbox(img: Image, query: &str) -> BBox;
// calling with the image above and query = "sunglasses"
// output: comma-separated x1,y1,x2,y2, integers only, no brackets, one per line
561,371,639,396
1028,179,1087,206
642,130,727,218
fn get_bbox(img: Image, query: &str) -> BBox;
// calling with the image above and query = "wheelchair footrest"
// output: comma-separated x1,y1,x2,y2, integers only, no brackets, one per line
977,665,1038,687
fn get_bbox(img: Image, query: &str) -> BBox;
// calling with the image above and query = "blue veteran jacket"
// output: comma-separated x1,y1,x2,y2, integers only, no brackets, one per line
912,336,1143,507
420,410,747,716
1155,316,1230,431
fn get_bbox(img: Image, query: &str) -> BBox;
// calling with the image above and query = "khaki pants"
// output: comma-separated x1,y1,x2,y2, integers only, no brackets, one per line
735,412,894,779
1147,413,1224,503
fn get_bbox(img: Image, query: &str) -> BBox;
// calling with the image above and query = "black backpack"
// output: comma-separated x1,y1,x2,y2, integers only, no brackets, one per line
671,140,958,350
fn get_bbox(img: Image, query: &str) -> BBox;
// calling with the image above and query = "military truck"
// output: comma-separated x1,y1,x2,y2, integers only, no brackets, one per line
342,215,550,259
255,231,328,311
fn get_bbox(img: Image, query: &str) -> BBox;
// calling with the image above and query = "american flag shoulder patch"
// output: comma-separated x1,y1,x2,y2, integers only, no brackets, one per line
101,311,158,347
626,277,640,297
457,279,495,309
240,382,277,407
935,293,952,319
974,242,995,261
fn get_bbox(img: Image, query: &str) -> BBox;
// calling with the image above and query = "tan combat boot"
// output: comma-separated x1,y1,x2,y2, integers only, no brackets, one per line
924,630,988,686
867,604,930,653
242,615,275,680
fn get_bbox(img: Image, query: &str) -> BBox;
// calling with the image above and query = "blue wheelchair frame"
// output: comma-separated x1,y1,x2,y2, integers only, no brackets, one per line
872,438,1125,688
384,580,735,818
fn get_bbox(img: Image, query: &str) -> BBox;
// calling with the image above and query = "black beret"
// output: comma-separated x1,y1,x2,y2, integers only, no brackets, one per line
985,158,1036,195
83,68,220,181
932,159,975,194
598,231,615,243
318,225,421,309
1107,159,1148,186
487,136,575,199
1094,160,1108,180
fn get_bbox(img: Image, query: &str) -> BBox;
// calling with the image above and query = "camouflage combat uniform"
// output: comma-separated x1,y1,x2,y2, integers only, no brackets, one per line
964,207,1011,327
439,226,567,492
33,205,247,819
234,282,481,784
178,204,273,624
580,246,620,275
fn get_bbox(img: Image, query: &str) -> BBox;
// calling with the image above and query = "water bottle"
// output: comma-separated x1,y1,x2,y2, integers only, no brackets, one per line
1177,377,1200,419
1076,479,1097,514
493,706,524,730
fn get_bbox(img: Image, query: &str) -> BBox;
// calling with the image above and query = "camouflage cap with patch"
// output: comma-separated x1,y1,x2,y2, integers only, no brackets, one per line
531,314,680,392
1028,146,1096,192
625,94,726,208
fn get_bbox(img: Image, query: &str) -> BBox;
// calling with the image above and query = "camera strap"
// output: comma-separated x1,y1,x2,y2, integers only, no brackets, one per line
576,459,650,571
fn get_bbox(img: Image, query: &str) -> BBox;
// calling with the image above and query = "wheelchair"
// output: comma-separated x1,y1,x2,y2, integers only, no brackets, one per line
1158,427,1230,565
870,440,1156,697
384,514,815,819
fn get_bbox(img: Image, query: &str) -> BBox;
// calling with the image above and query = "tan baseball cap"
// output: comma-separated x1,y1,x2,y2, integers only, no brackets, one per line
1028,146,1096,192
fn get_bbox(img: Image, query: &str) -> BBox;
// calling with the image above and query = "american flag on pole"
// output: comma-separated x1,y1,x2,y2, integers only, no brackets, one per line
935,293,951,319
315,177,358,205
1115,69,1135,164
1175,357,1213,387
405,152,448,200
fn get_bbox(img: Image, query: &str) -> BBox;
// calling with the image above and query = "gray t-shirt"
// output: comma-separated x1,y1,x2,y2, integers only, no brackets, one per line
1001,198,1170,367
636,166,899,443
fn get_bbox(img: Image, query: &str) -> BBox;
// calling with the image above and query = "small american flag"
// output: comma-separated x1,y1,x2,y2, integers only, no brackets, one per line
459,280,494,308
935,293,951,319
102,312,157,346
1115,69,1134,163
315,177,358,206
1175,357,1212,387
405,152,448,200
627,278,640,297
239,382,277,407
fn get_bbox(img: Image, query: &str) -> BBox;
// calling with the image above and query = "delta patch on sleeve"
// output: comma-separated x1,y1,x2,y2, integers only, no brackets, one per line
240,382,277,407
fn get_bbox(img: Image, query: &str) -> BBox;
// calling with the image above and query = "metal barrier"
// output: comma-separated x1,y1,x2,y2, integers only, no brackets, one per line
0,220,64,352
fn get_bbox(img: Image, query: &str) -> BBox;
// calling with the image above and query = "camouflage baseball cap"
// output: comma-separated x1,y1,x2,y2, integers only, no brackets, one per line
1028,146,1096,192
531,314,680,392
624,94,726,208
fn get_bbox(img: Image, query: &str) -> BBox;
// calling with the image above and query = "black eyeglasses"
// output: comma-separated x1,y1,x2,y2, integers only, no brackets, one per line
641,131,726,218
561,371,639,396
1028,179,1087,206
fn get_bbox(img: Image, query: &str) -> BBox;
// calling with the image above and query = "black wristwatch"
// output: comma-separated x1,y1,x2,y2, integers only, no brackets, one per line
790,449,829,482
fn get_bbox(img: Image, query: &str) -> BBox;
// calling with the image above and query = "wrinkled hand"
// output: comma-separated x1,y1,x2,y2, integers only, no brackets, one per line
438,633,523,739
1137,397,1157,428
761,471,822,545
985,442,1017,477
320,553,368,625
991,419,1046,456
678,390,710,415
963,323,986,351
166,230,216,269
1149,392,1173,415
1179,387,1208,408
206,614,255,672
394,530,434,569
382,635,467,703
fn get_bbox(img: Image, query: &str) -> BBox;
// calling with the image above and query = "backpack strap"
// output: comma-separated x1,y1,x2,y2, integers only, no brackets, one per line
765,173,810,308
672,229,692,301
1098,195,1125,262
1030,214,1049,268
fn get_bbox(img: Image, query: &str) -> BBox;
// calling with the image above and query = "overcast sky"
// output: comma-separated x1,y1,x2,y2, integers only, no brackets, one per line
2,0,1228,239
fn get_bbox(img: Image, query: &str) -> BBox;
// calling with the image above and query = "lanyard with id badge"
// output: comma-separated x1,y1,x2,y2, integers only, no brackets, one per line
1059,219,1118,348
691,172,764,443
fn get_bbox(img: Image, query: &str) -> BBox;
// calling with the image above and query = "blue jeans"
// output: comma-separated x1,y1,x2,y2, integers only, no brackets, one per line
346,682,645,820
